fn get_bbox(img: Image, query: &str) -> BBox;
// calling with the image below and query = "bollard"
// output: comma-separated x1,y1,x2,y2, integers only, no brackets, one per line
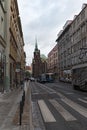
19,90,25,125
19,101,22,125
22,93,25,107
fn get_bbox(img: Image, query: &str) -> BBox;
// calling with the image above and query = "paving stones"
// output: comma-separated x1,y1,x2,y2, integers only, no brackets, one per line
0,82,33,130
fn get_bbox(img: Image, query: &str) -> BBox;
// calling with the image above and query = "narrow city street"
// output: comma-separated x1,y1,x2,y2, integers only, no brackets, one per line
30,81,87,130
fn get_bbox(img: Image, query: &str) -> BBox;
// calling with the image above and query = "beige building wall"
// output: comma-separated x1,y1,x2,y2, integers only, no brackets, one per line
3,0,25,91
0,1,7,91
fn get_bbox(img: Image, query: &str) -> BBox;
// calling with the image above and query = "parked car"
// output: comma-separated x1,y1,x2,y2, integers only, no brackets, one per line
30,77,35,81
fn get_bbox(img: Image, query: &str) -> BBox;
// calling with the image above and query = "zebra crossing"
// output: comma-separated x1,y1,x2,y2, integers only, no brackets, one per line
31,82,87,128
61,98,87,118
38,100,56,122
49,99,77,121
78,98,87,104
37,96,87,123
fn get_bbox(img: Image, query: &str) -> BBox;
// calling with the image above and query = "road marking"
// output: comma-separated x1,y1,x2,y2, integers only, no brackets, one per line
38,100,56,122
36,84,87,119
78,98,87,104
37,83,55,93
66,92,73,95
84,97,87,100
49,99,77,121
62,98,87,118
49,92,56,94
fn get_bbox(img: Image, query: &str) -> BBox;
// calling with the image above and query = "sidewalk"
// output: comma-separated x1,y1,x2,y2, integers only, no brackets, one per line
0,81,33,130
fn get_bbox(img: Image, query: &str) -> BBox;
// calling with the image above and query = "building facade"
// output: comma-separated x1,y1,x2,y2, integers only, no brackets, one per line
56,20,72,81
70,4,87,68
0,0,7,92
56,4,87,83
47,44,59,79
0,0,25,92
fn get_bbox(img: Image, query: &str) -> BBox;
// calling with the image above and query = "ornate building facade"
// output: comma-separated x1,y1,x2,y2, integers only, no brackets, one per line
0,0,26,92
0,0,6,92
56,4,87,83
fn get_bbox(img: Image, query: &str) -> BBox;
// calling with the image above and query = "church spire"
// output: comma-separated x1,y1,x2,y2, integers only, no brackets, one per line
35,37,38,51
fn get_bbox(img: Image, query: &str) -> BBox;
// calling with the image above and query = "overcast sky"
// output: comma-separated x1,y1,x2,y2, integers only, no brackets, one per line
18,0,87,65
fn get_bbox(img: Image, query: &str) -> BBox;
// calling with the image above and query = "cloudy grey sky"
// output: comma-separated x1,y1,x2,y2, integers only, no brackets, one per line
18,0,87,65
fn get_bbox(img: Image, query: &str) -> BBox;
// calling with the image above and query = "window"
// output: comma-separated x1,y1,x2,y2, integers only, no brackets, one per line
81,10,85,20
77,16,80,24
81,24,85,33
82,37,86,47
0,52,6,84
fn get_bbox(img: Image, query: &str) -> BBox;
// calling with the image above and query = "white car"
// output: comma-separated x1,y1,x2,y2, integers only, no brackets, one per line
30,77,35,81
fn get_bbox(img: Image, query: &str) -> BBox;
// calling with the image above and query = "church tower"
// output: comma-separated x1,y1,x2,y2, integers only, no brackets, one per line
32,39,42,78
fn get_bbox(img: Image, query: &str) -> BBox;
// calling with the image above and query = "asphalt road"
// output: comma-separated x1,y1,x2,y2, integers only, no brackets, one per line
30,81,87,130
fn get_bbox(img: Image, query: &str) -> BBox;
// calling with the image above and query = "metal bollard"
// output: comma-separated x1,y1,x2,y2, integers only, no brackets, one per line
22,92,25,107
19,101,22,125
19,90,25,125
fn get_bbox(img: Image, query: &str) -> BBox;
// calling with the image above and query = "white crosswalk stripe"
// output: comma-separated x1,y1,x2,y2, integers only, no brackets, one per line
49,99,77,121
38,83,56,94
62,98,87,118
38,97,87,123
38,100,56,122
55,92,87,118
36,85,87,122
78,98,87,103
